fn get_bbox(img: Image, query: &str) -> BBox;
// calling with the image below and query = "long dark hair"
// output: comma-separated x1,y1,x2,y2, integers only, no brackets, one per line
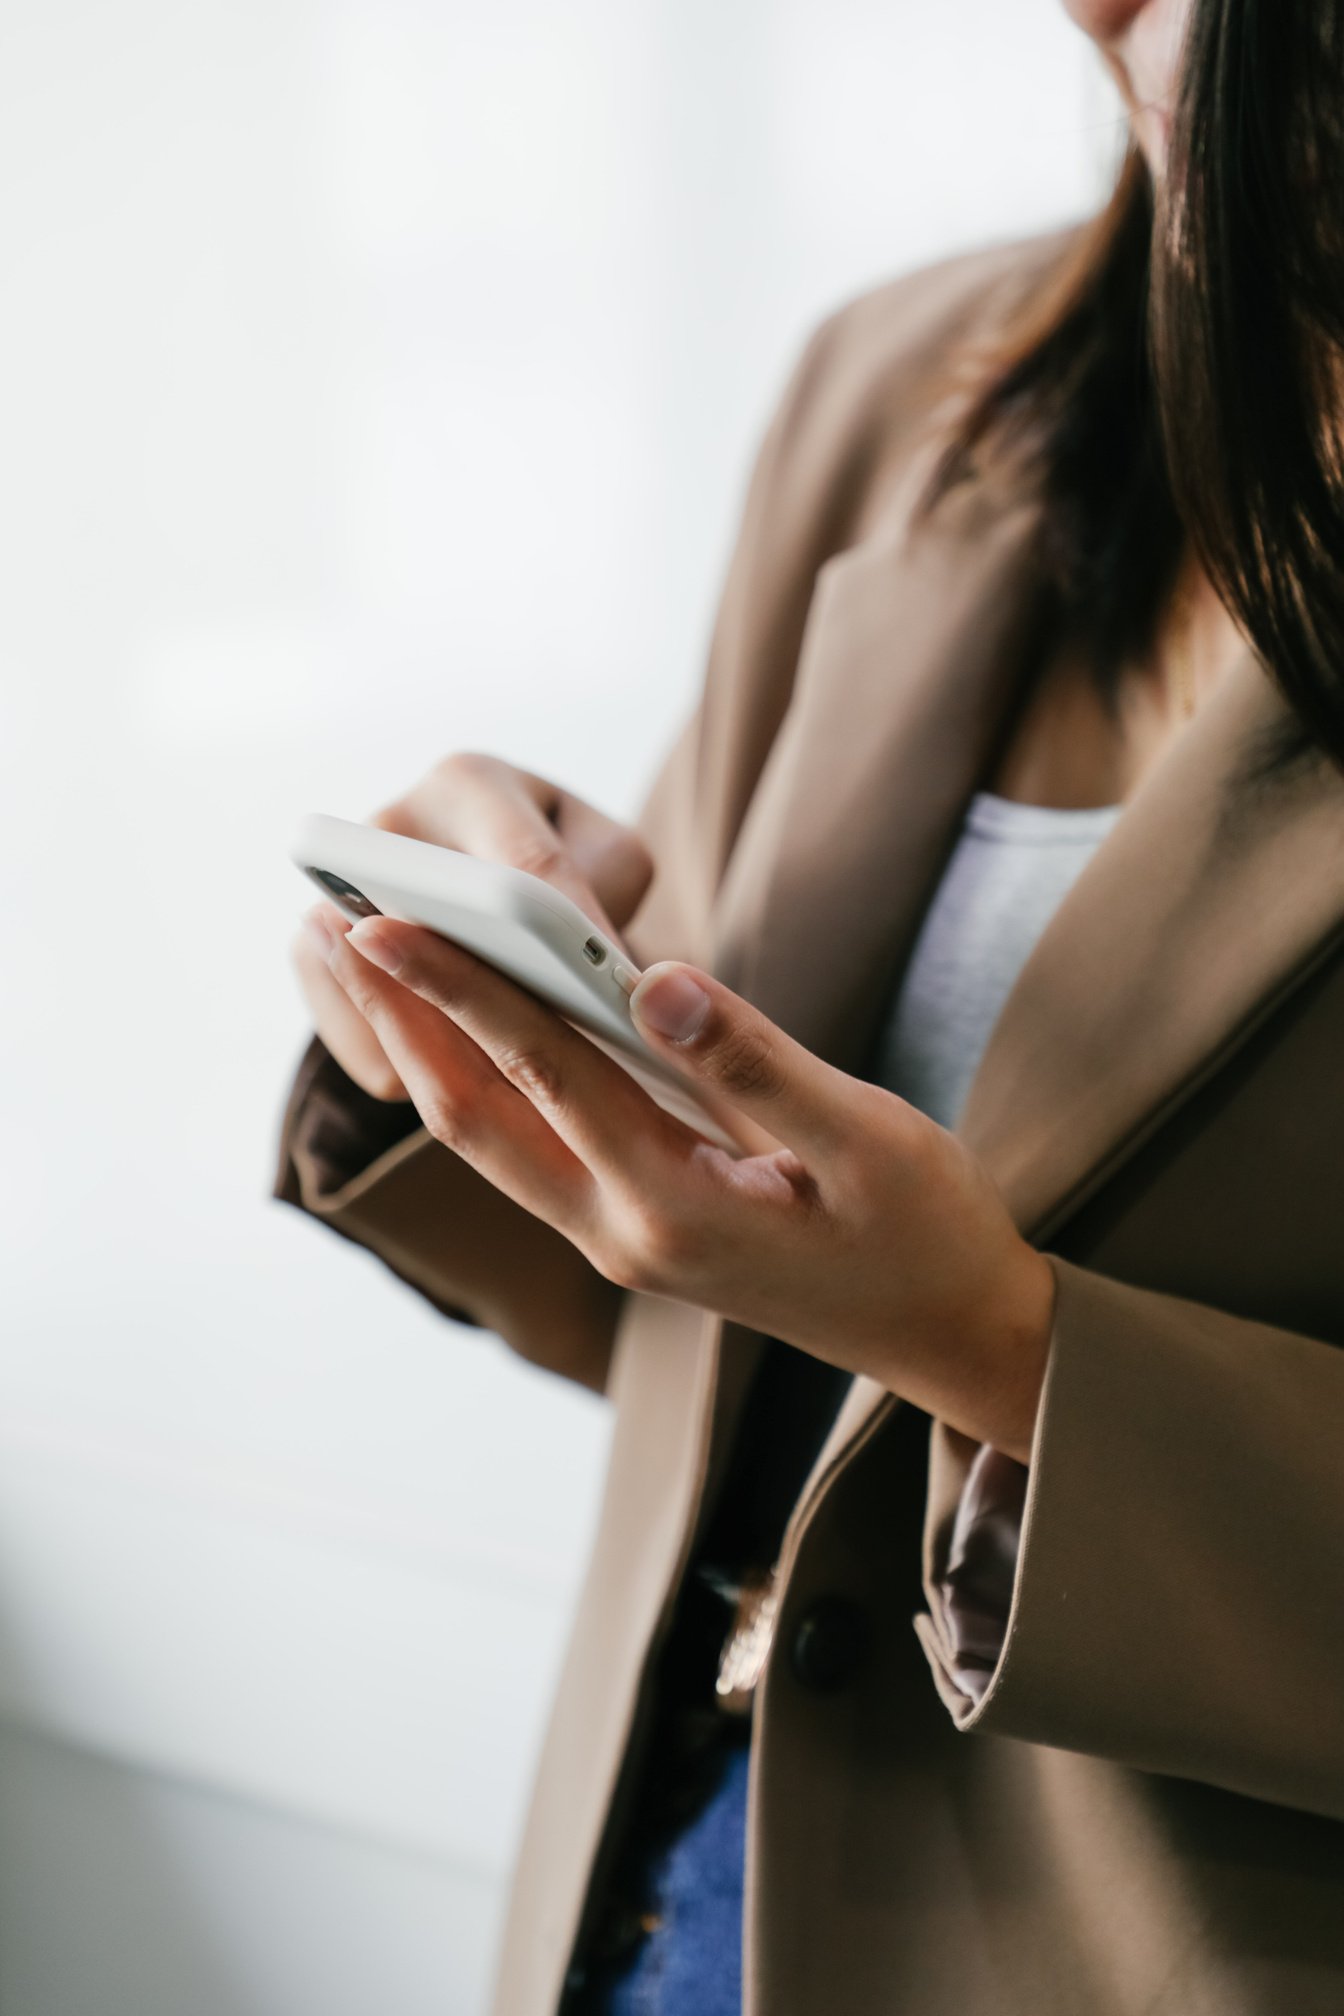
927,0,1344,789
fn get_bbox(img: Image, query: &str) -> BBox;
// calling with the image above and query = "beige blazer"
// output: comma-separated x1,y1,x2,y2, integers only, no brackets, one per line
275,229,1344,2016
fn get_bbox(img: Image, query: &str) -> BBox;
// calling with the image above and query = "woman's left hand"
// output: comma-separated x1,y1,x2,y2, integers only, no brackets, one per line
316,914,1058,1462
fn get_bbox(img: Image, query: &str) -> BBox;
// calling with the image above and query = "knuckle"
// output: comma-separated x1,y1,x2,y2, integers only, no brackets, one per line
495,1042,565,1111
509,834,568,884
373,752,506,833
707,1018,784,1104
615,829,654,885
600,1199,695,1295
885,1092,937,1170
368,798,410,834
419,1087,476,1154
435,748,494,787
592,830,654,916
594,1239,645,1294
364,1062,407,1103
598,1234,658,1295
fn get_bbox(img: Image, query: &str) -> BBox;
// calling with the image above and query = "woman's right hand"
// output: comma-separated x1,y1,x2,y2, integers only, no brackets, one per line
290,752,655,1101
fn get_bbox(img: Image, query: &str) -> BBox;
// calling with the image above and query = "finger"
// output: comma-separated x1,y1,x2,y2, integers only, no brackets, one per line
321,927,602,1243
343,915,699,1183
295,906,407,1100
377,759,630,950
626,962,855,1157
551,787,654,931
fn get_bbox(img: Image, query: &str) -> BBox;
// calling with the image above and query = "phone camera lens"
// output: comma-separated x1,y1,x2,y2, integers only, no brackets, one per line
305,867,383,919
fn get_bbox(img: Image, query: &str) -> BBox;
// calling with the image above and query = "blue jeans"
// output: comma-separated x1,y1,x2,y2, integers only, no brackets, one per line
578,1732,751,2015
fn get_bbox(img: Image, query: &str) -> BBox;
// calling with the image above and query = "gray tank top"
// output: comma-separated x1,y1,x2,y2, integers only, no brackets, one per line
874,789,1124,1129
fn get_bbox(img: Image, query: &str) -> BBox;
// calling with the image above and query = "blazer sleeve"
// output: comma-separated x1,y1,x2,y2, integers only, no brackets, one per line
270,303,858,1349
915,1250,1344,1822
930,1441,1026,1705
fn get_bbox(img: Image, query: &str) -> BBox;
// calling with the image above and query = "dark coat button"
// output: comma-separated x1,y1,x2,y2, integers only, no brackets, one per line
789,1595,873,1691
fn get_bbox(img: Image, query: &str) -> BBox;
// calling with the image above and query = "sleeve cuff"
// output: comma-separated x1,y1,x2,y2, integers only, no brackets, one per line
270,1034,482,1331
273,1035,426,1208
915,1251,1344,1819
934,1440,1029,1706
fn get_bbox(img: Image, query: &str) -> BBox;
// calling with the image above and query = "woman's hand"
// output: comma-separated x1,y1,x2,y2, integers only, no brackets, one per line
312,916,1058,1461
290,753,654,1100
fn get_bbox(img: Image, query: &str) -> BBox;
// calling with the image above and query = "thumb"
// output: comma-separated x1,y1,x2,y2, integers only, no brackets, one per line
628,962,849,1154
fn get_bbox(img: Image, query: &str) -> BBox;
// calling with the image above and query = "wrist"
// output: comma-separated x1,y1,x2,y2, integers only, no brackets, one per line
979,1243,1056,1463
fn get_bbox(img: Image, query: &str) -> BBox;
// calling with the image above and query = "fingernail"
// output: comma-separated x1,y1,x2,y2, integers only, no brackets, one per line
630,967,710,1043
347,921,404,976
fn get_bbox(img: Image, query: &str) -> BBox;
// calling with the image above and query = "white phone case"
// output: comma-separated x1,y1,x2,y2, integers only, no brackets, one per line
291,812,747,1154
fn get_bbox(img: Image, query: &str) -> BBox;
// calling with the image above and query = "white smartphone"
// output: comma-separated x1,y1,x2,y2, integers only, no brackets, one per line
291,812,749,1155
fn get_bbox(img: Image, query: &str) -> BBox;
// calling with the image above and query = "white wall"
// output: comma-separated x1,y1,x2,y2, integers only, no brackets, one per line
0,4,1114,2011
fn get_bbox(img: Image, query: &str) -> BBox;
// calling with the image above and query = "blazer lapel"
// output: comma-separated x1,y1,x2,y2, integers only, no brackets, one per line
697,440,1054,1469
711,445,1052,1073
705,433,1344,1489
953,646,1344,1240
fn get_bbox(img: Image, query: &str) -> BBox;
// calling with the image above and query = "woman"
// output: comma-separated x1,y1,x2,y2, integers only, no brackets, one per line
274,1,1344,2010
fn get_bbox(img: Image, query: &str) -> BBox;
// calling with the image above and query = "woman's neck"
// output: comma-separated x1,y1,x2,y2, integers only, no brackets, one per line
984,554,1248,811
1173,557,1247,718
